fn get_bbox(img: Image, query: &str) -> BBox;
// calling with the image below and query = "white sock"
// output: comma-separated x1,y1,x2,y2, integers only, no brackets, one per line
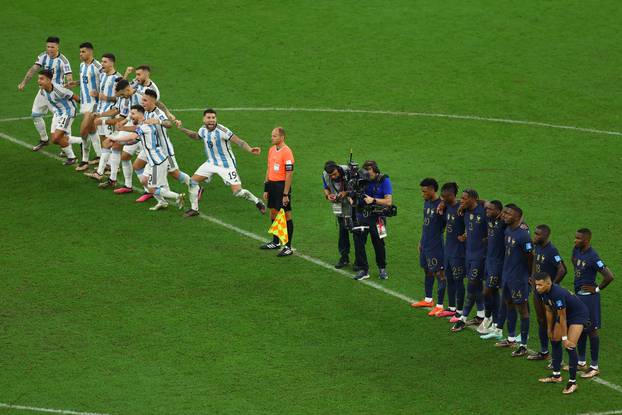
109,150,121,181
449,307,456,311
81,136,91,161
424,297,433,303
460,315,467,322
578,360,587,366
90,133,101,157
476,310,485,318
234,188,260,204
153,193,167,204
508,336,516,342
33,117,48,141
156,186,179,200
97,149,111,175
61,145,75,159
456,309,463,315
189,182,200,210
121,159,133,188
68,136,82,145
436,304,443,309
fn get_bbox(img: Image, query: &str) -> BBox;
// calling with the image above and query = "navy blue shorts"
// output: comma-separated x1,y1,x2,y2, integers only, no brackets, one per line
485,259,503,289
466,258,485,281
445,257,465,280
420,248,444,273
577,293,601,330
502,279,530,304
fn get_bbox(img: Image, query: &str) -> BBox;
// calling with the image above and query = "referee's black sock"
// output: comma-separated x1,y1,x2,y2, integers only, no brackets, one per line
286,220,294,247
272,235,280,245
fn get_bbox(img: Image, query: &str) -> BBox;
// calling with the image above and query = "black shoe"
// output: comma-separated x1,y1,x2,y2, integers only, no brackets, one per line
98,179,116,189
451,320,466,332
353,270,370,280
334,258,349,269
527,351,550,361
256,201,266,214
512,345,528,357
75,161,89,171
277,246,293,257
32,140,49,152
184,209,199,218
466,316,484,326
260,242,281,250
63,157,77,166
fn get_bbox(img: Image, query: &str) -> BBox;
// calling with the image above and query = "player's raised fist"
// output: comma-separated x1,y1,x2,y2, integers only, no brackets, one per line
250,147,261,155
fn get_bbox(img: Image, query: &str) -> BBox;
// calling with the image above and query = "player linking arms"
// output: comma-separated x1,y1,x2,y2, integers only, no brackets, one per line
177,109,266,217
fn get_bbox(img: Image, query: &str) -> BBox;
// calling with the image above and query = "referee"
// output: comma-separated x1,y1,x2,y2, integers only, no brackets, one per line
260,127,294,257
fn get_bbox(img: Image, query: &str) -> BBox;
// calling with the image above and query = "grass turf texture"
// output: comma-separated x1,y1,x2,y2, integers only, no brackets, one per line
1,1,621,414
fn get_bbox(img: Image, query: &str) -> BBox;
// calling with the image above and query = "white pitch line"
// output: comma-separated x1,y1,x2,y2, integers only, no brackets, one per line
1,128,622,415
0,403,110,415
2,106,622,137
577,411,622,415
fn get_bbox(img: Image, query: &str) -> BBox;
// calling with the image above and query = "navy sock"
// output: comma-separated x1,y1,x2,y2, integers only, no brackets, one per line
497,301,507,329
484,292,493,318
462,281,478,317
507,307,517,337
424,274,434,298
490,290,500,324
578,333,588,361
538,322,549,354
520,317,530,345
568,347,579,381
446,275,456,308
436,276,446,305
475,282,484,311
456,278,465,311
590,335,600,367
551,340,563,372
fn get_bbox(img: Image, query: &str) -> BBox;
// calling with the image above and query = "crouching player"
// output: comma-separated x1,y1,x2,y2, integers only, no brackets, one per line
535,272,589,394
108,105,184,210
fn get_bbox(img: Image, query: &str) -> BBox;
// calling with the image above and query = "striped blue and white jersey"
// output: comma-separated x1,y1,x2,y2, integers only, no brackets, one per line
35,52,72,84
130,79,160,106
144,107,175,156
198,124,236,168
95,71,121,112
41,83,77,117
112,95,132,118
136,124,168,166
79,59,102,105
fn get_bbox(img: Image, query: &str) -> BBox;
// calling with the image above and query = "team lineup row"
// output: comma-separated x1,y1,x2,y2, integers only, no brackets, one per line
18,37,615,395
18,37,297,257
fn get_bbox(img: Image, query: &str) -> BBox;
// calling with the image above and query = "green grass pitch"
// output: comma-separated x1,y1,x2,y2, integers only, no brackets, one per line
1,1,621,414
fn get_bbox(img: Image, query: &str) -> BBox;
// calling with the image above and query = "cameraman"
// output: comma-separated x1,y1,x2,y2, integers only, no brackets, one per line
352,160,393,281
323,161,361,269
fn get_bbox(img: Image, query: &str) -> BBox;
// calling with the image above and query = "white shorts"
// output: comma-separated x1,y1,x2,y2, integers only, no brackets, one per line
80,102,96,114
97,117,113,136
194,161,241,185
145,162,169,188
31,90,51,117
136,148,148,162
51,114,74,134
123,140,143,156
166,155,179,173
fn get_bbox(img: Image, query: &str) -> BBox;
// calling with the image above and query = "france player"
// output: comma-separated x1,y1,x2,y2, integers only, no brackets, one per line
124,65,160,106
451,189,486,332
494,204,533,356
19,37,73,151
177,109,266,217
478,200,505,338
411,178,447,315
67,42,102,171
36,69,79,164
535,272,589,394
527,224,567,360
436,182,465,318
571,228,614,378
109,105,184,210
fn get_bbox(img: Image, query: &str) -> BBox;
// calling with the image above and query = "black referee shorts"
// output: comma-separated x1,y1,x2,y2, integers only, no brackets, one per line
266,180,292,212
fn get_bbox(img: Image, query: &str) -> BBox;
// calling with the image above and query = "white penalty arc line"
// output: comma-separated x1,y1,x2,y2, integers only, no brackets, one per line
1,128,622,414
1,107,622,137
0,402,110,415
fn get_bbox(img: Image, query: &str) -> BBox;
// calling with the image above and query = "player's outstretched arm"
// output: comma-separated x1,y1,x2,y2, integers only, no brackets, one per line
109,132,138,144
123,66,135,79
231,135,260,155
177,126,199,140
155,100,176,121
18,64,40,90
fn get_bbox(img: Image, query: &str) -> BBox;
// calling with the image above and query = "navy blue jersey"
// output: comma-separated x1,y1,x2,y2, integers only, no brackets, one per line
464,203,487,261
534,242,563,279
486,217,506,263
444,202,465,259
572,247,606,292
539,284,589,321
421,198,445,252
502,225,533,282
